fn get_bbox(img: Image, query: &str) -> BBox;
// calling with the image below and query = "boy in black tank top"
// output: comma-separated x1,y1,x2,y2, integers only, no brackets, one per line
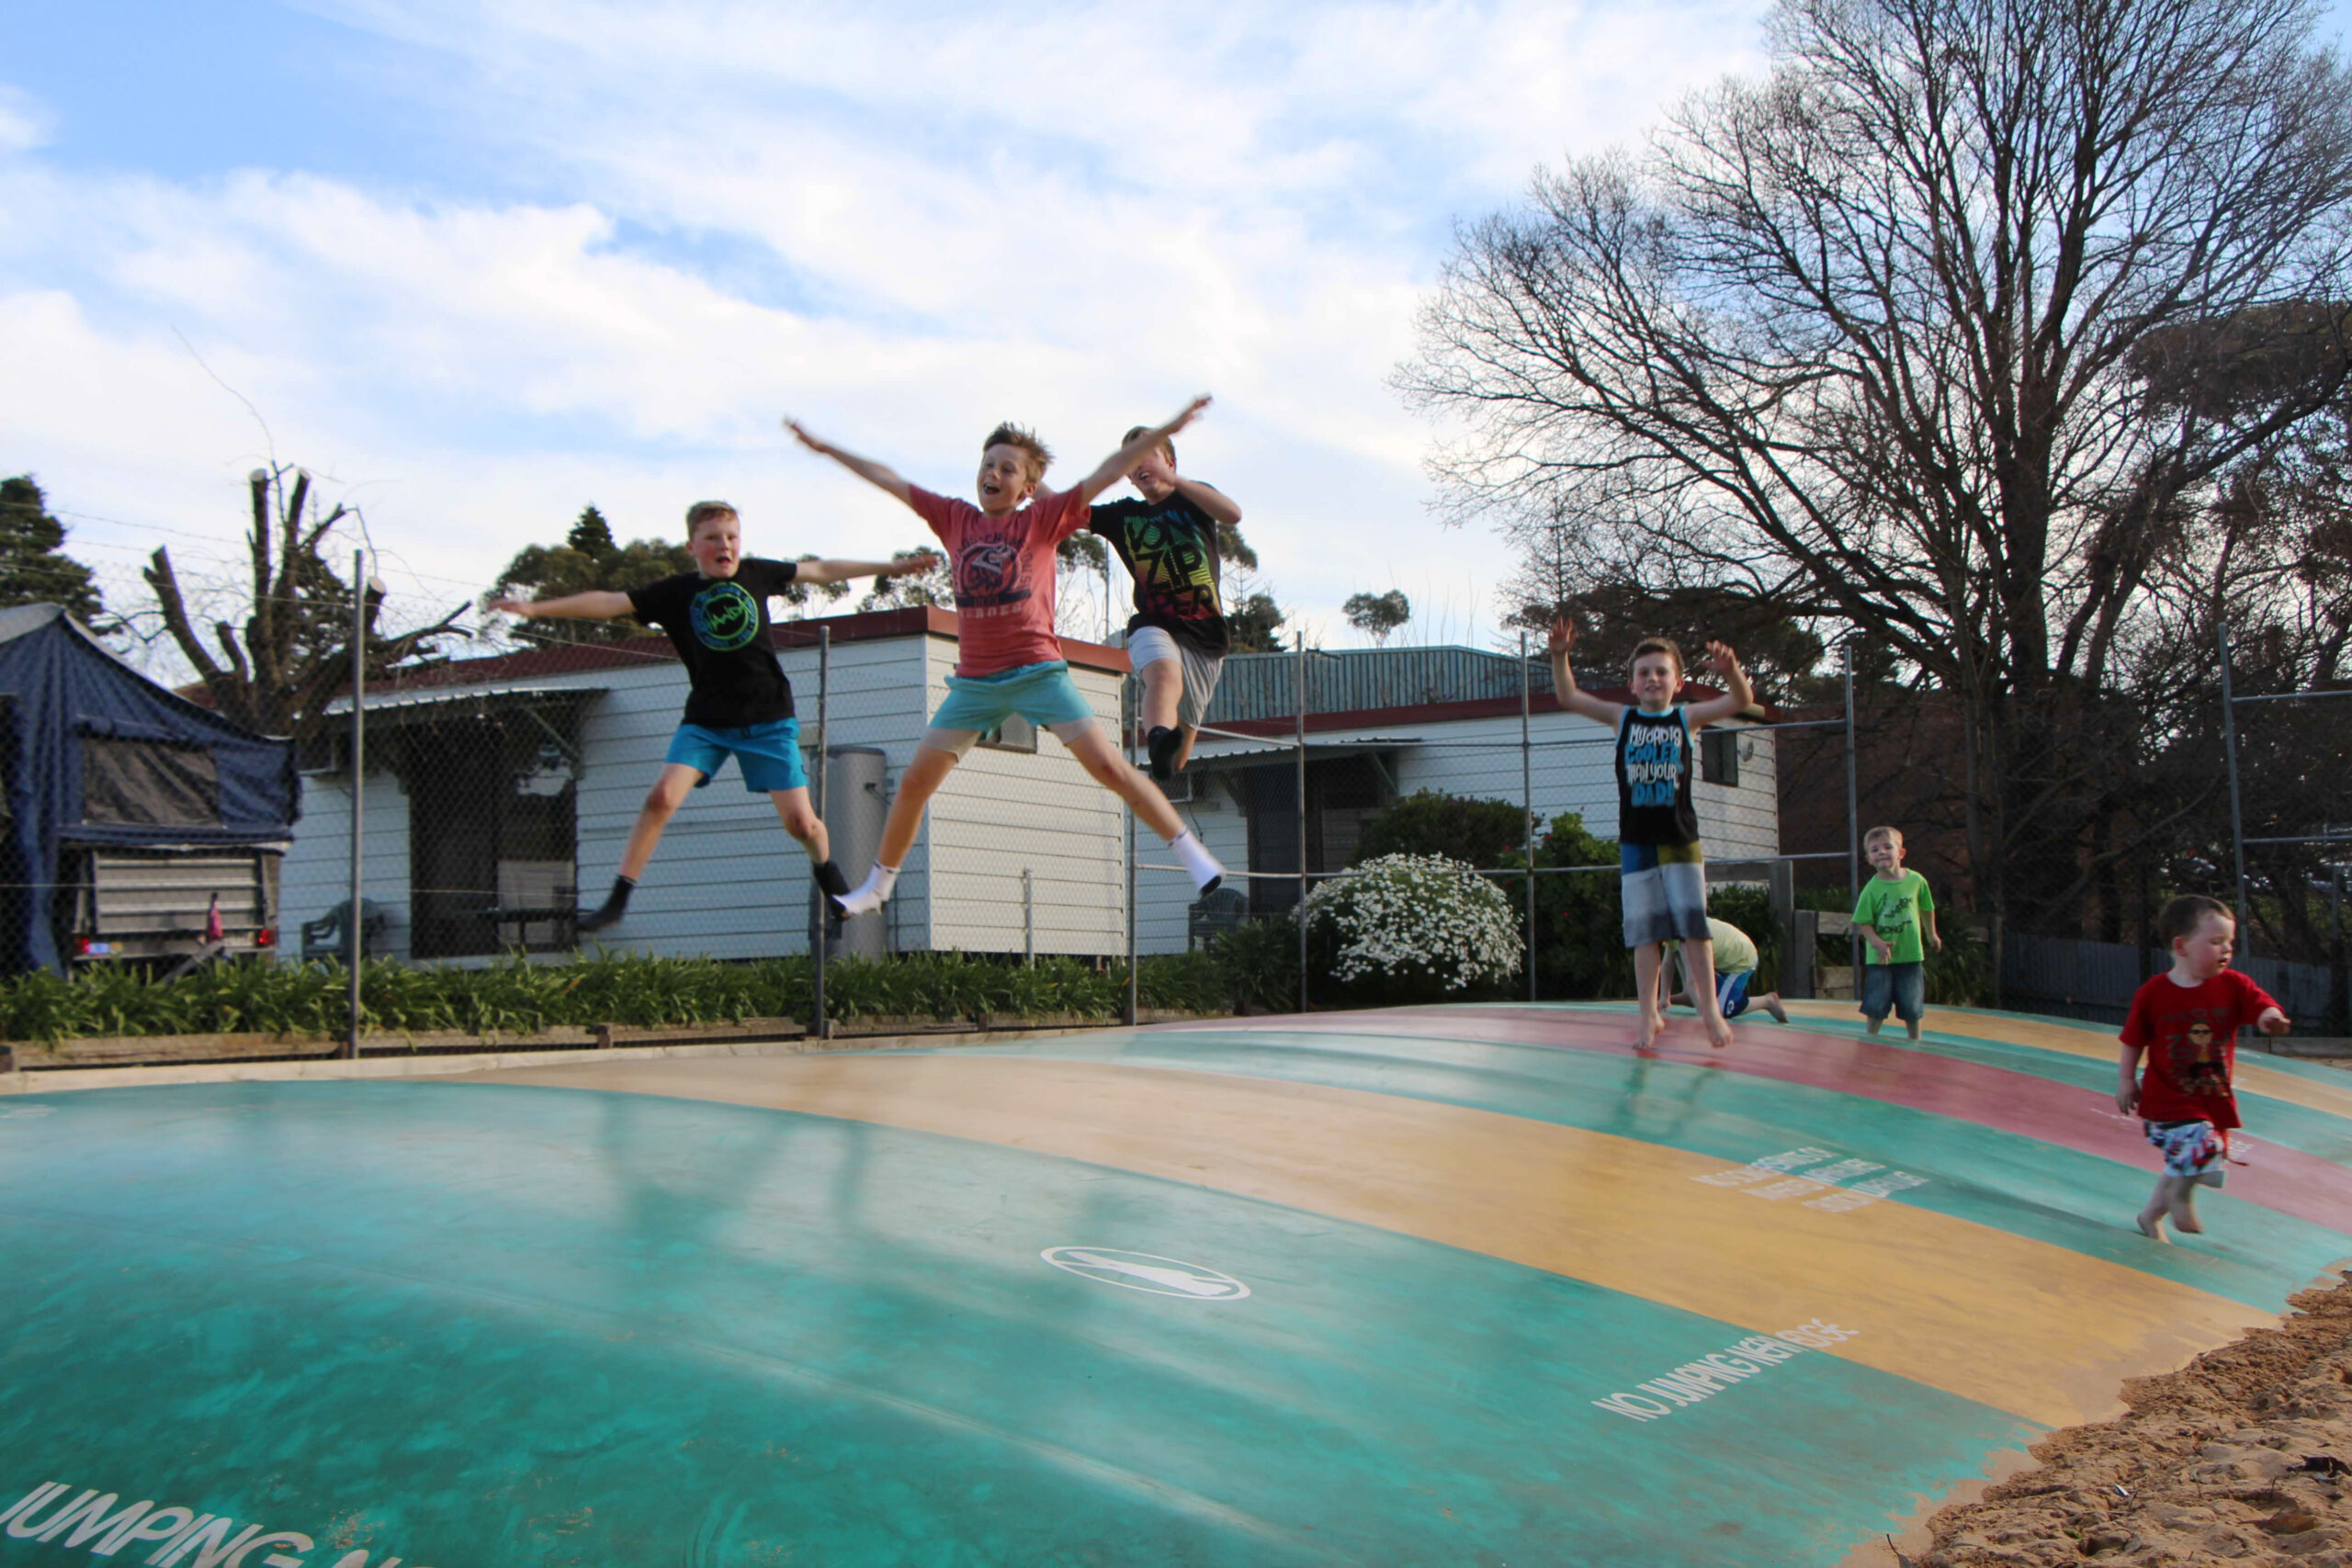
1547,615,1756,1050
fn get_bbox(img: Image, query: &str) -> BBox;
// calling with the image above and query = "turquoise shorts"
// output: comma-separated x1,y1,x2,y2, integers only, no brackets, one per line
665,717,808,793
927,660,1099,740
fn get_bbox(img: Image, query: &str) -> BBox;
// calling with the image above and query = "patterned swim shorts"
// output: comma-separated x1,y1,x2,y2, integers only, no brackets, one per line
2143,1118,2227,1186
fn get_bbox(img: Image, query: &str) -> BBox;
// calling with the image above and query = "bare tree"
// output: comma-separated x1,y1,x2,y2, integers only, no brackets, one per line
1402,0,2352,934
143,466,466,742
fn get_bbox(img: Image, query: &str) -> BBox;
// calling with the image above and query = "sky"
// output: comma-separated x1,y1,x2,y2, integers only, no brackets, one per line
5,0,2348,671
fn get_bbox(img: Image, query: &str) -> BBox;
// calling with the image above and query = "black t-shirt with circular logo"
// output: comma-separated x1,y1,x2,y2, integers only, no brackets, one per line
628,557,800,728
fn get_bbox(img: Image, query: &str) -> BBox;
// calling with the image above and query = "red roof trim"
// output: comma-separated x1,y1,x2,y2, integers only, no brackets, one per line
302,606,1131,703
1205,682,1778,738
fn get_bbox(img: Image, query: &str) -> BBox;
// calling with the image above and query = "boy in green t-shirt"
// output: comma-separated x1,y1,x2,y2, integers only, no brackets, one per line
1854,825,1939,1039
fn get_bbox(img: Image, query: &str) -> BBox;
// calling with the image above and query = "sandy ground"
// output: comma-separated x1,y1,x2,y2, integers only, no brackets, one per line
1920,1271,2352,1565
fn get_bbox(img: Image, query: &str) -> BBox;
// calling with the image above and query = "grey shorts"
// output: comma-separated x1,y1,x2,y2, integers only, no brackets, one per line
1127,626,1223,730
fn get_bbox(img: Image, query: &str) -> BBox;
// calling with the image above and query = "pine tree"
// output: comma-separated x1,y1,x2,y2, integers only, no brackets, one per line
0,476,106,625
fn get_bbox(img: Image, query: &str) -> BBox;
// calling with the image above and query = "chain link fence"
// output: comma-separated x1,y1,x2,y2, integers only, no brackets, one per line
17,591,2351,1046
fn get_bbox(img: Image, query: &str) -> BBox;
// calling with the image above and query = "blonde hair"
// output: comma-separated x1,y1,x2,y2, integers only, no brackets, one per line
1123,424,1175,466
983,423,1053,487
684,501,739,537
1863,825,1904,848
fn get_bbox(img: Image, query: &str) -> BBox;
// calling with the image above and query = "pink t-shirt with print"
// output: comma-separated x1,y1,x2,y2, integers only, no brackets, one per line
908,484,1091,677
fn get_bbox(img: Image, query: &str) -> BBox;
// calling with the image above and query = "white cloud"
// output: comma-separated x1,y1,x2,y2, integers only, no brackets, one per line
4,1,1769,655
0,85,51,154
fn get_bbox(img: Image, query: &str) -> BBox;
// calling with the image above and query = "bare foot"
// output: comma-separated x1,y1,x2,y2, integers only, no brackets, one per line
2168,1197,2204,1235
1705,1016,1734,1050
1636,1010,1664,1051
2136,1209,2170,1243
1762,995,1789,1024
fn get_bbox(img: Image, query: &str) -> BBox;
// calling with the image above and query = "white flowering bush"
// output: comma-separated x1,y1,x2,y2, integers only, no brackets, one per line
1305,853,1523,1005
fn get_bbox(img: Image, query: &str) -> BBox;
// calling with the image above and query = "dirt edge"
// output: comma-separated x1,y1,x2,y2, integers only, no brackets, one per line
1915,1269,2352,1566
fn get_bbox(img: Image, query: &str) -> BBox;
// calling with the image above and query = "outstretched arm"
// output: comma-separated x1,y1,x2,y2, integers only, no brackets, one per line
786,420,916,508
1169,475,1241,526
1683,641,1757,728
1074,396,1213,504
1545,615,1625,726
795,552,942,586
485,590,635,620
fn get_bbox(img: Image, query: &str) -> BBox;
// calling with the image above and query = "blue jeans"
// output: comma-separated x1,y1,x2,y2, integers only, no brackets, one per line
1860,960,1925,1024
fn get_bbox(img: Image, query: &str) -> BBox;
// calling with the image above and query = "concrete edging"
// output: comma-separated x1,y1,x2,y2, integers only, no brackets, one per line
0,1023,1124,1096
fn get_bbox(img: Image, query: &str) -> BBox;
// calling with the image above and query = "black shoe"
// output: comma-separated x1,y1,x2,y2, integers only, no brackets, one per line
1146,726,1180,781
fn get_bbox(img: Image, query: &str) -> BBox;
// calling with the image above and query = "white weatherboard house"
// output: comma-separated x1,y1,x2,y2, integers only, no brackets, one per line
1134,646,1782,954
281,609,1136,964
281,622,1784,964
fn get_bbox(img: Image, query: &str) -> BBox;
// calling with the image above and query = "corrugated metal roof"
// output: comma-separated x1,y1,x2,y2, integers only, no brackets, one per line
325,683,608,716
1204,646,1552,723
1184,734,1425,765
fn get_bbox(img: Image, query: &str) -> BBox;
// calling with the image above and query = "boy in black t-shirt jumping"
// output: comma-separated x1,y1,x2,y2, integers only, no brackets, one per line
1087,426,1241,779
488,500,938,931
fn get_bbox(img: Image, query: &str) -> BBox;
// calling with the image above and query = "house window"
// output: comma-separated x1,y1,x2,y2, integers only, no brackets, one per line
1702,728,1741,787
398,711,577,959
978,714,1038,753
82,737,222,827
1239,754,1390,916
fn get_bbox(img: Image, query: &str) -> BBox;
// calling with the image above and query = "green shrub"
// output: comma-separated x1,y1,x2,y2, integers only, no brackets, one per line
0,947,1246,1043
1207,917,1304,1014
1352,789,1529,870
1527,812,1635,999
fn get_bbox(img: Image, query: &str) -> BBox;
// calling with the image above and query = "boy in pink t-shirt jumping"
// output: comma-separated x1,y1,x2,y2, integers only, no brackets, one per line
786,398,1226,917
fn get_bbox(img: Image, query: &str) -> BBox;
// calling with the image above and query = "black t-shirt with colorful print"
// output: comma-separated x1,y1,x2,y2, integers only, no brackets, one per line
628,557,800,728
1089,491,1229,656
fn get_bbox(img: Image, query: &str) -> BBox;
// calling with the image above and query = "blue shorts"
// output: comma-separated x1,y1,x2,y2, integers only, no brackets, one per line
1860,959,1926,1024
927,660,1100,741
665,717,808,793
1716,967,1754,1020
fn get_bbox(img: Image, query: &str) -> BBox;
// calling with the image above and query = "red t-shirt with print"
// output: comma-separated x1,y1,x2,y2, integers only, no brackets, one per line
2119,968,2281,1129
908,484,1091,677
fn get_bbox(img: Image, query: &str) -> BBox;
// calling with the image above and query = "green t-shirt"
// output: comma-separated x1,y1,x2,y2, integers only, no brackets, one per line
1853,870,1934,964
1666,918,1758,974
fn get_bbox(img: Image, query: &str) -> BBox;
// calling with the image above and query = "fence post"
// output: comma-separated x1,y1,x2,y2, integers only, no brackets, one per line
345,548,366,1061
1125,670,1138,1026
2217,621,2252,937
812,624,830,1039
1295,631,1309,1013
1521,628,1536,1003
1023,868,1035,966
1843,640,1860,989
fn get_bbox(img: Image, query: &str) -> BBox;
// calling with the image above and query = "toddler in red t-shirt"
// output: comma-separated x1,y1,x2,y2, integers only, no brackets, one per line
2116,894,2291,1242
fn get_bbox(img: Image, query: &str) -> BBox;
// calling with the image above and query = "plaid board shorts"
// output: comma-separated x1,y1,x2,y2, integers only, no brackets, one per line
2144,1118,2228,1186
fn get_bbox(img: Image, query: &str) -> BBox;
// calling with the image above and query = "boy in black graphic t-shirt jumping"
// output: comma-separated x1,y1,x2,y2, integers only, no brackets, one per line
1087,427,1241,779
488,500,937,931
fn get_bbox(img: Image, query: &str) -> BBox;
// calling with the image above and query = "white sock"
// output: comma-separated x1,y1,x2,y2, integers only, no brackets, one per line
836,862,899,917
1169,831,1225,894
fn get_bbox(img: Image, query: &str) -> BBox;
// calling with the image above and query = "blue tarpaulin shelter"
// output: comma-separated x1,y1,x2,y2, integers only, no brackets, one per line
0,604,299,973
